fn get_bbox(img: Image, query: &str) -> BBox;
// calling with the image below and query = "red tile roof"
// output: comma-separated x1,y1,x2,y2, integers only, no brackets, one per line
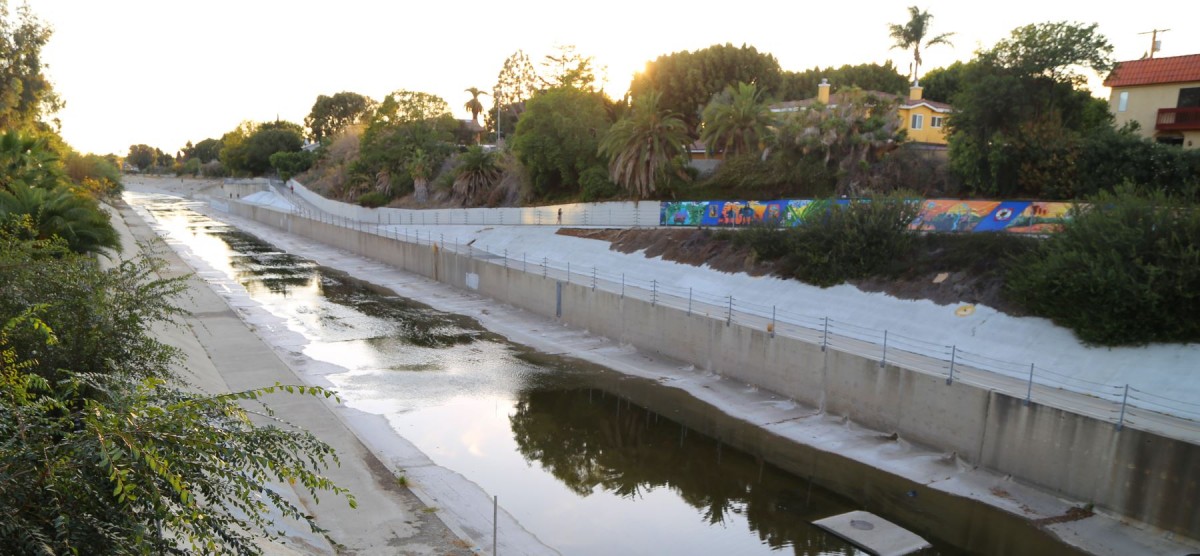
1104,54,1200,88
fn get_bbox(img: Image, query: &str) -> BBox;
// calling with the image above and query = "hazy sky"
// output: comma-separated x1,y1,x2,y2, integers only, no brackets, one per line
24,0,1200,156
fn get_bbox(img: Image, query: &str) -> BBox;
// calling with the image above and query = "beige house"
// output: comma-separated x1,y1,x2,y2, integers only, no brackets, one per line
1104,53,1200,148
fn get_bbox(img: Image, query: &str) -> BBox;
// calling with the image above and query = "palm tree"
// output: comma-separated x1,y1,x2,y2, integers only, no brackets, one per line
407,149,432,203
599,91,690,199
0,182,119,255
452,146,501,204
463,87,488,126
888,6,955,84
699,82,773,158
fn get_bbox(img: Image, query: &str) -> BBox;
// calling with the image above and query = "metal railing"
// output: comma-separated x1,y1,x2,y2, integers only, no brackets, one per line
244,199,1200,444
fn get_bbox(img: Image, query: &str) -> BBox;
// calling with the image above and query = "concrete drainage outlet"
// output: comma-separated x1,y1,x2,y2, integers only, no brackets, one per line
850,519,875,531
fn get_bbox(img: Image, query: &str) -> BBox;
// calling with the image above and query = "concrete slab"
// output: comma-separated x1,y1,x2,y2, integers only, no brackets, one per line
813,511,931,556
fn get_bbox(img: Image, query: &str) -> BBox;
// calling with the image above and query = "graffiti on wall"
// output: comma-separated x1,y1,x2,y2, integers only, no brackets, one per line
661,199,1073,234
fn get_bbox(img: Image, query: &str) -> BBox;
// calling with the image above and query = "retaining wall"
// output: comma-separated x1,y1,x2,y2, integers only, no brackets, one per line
226,202,1199,539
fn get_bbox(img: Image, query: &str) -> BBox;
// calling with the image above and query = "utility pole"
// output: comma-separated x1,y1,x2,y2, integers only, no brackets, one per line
1138,28,1170,58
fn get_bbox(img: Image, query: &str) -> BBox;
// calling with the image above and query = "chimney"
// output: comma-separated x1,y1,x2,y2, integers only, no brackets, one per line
818,78,831,104
909,84,924,101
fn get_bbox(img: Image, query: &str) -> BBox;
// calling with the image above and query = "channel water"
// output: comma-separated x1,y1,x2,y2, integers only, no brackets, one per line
132,192,1079,556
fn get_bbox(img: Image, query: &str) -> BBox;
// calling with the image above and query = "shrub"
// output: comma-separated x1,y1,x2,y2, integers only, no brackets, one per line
1006,186,1200,345
356,191,390,208
579,166,620,202
733,193,920,287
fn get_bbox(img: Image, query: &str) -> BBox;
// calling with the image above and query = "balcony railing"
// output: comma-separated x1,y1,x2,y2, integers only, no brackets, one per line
1156,107,1200,131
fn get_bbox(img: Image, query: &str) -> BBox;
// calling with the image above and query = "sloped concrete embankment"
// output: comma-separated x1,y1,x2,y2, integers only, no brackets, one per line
226,201,1199,540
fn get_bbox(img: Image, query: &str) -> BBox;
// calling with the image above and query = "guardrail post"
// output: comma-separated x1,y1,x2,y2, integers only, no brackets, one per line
770,306,776,338
726,296,733,326
880,330,888,367
1116,384,1129,431
435,213,439,225
1024,363,1035,406
687,288,692,315
821,317,829,351
651,280,657,305
542,257,547,278
947,346,957,385
440,233,444,248
621,274,625,298
591,267,596,290
503,249,508,268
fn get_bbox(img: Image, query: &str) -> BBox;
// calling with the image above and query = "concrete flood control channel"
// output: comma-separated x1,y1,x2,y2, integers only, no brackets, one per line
133,192,1082,555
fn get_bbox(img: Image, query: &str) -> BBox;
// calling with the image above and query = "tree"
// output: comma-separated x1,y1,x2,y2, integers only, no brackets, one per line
779,62,909,100
888,6,955,83
599,91,690,198
916,61,967,103
947,22,1116,197
629,43,783,136
540,45,603,91
220,121,305,176
0,182,119,255
305,91,374,143
126,144,156,172
491,50,540,139
511,87,612,198
771,88,905,195
0,2,61,131
192,137,222,163
463,87,488,126
700,82,773,157
0,230,355,554
354,90,457,198
0,130,58,191
452,145,501,204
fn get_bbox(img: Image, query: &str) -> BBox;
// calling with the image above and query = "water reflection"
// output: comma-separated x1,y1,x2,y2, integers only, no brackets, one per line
510,387,857,555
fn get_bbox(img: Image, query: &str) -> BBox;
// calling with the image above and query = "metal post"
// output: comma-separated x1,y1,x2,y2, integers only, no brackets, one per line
567,262,571,283
542,257,547,278
770,306,776,338
591,267,596,290
687,288,692,315
880,330,888,367
1024,363,1035,406
651,280,657,305
503,249,508,268
726,296,733,326
523,253,526,272
947,346,957,385
621,274,625,298
493,495,498,556
821,317,829,351
1116,384,1129,431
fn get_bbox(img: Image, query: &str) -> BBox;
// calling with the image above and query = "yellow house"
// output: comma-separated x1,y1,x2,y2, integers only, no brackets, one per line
897,86,952,145
769,80,952,146
1104,53,1200,148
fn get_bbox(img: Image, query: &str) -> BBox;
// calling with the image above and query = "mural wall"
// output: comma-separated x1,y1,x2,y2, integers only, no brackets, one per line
659,199,1074,234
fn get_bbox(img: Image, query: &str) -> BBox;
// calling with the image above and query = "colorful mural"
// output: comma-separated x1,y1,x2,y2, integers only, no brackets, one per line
660,199,1074,234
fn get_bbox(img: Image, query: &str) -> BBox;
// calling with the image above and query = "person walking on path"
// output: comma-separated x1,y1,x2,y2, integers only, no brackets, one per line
557,208,562,225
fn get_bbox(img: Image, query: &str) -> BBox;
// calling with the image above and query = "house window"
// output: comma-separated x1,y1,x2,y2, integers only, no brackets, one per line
1118,91,1129,112
910,114,924,130
1179,87,1200,108
931,116,944,128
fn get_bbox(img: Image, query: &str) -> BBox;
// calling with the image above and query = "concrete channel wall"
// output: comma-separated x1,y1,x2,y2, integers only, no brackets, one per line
227,202,1199,539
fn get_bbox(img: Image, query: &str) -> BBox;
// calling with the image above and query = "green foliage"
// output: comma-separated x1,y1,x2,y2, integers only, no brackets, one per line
0,130,60,190
219,121,305,176
771,88,905,195
511,87,612,199
918,61,967,103
492,50,540,139
947,21,1116,198
64,151,122,193
539,45,601,91
629,43,783,136
269,150,315,181
599,91,690,199
733,194,920,287
578,166,620,202
356,191,390,207
305,91,374,142
1075,128,1200,199
354,90,457,197
1006,187,1200,345
452,145,500,203
700,82,773,157
0,2,61,131
126,143,157,172
0,231,354,554
779,62,909,100
463,86,488,125
192,137,223,163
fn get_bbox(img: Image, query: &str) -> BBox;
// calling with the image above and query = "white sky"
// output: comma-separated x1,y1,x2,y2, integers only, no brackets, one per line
26,0,1200,156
